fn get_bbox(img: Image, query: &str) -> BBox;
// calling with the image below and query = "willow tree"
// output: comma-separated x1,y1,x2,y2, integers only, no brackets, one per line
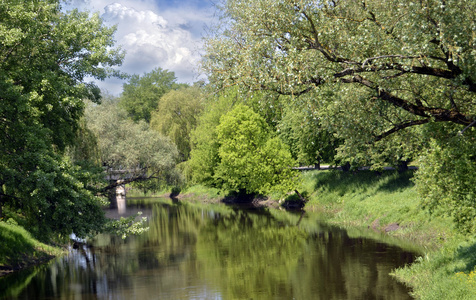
150,86,205,161
203,0,476,229
85,99,180,192
203,0,475,162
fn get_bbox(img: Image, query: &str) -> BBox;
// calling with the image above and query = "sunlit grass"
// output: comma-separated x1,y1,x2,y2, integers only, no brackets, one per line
393,238,476,299
300,169,454,249
181,184,224,202
0,221,63,273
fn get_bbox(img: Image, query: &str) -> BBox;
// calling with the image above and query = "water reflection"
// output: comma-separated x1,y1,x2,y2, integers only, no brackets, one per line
0,200,416,300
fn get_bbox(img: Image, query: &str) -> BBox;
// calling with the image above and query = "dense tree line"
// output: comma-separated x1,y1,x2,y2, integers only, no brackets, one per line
1,0,474,241
201,0,475,231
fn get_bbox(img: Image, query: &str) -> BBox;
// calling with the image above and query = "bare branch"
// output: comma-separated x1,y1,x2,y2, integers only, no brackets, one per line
458,119,476,136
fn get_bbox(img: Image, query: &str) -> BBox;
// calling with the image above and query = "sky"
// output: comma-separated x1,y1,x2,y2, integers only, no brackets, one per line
64,0,217,95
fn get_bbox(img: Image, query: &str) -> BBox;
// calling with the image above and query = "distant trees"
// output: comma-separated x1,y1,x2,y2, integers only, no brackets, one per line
150,86,205,161
278,99,339,168
84,98,180,191
119,68,187,123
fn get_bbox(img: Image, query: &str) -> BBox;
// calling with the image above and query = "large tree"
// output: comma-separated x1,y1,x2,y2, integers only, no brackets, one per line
203,0,475,163
203,0,476,230
0,1,124,239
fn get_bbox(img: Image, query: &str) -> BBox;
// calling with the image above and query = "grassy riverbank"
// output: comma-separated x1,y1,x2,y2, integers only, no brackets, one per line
175,169,476,299
297,169,476,299
0,221,64,277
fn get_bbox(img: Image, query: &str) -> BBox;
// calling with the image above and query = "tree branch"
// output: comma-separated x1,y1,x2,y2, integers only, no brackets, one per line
458,119,476,135
374,119,430,141
340,75,474,126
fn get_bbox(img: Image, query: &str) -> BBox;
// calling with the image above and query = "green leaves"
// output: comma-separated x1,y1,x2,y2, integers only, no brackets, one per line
85,98,179,190
0,1,124,240
214,104,298,195
203,0,476,164
415,135,476,233
150,86,205,161
119,68,185,123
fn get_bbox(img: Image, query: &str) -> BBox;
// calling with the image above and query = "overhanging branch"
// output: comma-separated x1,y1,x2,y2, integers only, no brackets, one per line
374,119,430,141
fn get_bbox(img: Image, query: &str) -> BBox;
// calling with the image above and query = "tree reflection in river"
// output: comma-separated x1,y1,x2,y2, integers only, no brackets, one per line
0,199,415,300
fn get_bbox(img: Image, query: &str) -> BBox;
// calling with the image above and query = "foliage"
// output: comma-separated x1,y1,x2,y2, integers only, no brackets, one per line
214,104,298,195
84,98,180,191
278,98,339,166
203,0,476,165
394,238,476,300
187,88,237,185
415,129,476,233
119,68,186,123
0,1,124,240
150,86,205,161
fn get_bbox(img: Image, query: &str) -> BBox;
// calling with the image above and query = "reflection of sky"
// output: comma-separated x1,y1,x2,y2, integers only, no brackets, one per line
64,0,215,95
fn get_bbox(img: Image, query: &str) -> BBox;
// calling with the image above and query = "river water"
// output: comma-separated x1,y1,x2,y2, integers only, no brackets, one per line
0,198,416,299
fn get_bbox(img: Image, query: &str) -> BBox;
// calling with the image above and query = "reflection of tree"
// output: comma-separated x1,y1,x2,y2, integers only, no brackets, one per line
5,202,415,299
195,209,307,299
195,208,414,300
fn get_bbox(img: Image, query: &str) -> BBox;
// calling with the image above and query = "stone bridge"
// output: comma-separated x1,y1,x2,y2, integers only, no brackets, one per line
105,168,145,211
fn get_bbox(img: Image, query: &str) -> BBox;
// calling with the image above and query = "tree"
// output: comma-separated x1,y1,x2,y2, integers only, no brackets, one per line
278,97,339,167
0,1,125,240
119,68,186,123
150,86,205,161
203,0,476,164
84,98,180,191
415,127,476,233
214,104,298,195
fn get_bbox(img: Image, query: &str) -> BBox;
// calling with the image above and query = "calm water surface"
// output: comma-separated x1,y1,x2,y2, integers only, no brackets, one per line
0,198,416,299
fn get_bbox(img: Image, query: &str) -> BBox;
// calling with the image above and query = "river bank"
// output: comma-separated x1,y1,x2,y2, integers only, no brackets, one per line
0,222,64,278
298,169,476,299
174,169,476,299
2,169,475,299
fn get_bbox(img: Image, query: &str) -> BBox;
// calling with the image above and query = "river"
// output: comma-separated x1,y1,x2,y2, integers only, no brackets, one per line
0,197,417,299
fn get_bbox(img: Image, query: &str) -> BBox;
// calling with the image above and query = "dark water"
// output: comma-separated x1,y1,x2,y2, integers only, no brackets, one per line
0,198,416,299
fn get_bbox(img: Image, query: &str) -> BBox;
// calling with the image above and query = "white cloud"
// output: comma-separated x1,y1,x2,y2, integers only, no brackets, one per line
66,0,213,95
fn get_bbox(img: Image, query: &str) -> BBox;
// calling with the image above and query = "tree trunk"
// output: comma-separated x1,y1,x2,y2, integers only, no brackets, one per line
397,160,409,173
294,190,308,204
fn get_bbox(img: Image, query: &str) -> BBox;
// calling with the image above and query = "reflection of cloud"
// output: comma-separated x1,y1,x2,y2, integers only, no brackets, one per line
65,0,213,95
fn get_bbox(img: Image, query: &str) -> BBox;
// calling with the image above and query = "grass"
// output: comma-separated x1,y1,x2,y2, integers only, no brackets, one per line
0,221,64,276
393,237,476,299
299,169,476,299
301,169,453,249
